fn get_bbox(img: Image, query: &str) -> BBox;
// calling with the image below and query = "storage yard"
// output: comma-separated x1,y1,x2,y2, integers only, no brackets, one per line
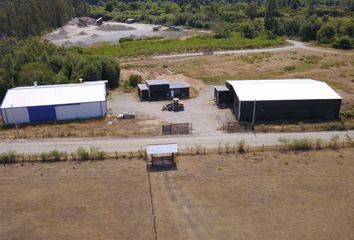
1,149,354,240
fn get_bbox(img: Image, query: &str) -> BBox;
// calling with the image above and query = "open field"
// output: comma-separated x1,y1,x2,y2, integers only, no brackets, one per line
1,148,354,240
83,33,286,58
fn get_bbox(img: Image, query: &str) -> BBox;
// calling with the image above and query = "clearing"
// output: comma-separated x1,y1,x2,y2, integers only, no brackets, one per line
1,148,354,239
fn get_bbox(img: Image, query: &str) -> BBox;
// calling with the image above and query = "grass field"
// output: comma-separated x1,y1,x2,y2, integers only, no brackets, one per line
1,148,353,240
82,33,286,58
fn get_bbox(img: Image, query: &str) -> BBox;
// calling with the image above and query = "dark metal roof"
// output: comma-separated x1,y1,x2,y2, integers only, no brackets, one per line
145,79,169,86
214,85,230,91
169,82,189,89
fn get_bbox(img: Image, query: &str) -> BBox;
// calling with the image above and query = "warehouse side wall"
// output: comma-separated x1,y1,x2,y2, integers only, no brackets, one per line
55,102,105,121
2,107,30,125
238,99,342,121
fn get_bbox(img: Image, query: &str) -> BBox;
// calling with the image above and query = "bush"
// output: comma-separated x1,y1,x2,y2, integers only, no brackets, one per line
278,137,291,150
317,23,336,44
76,147,89,161
329,135,339,150
128,74,142,87
332,36,353,50
240,21,256,39
291,138,313,151
212,23,231,39
89,147,106,160
315,138,325,150
119,37,134,43
0,151,16,164
237,140,246,153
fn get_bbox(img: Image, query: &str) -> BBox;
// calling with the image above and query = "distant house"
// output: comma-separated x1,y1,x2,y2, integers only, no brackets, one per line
0,81,108,125
138,80,190,101
215,79,342,121
168,26,183,31
126,18,136,24
95,17,103,26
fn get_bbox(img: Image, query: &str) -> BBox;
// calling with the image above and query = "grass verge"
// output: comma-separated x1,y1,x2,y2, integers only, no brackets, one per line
82,33,286,58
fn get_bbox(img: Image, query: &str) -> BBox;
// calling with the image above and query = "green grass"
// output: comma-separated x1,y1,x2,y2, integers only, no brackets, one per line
83,33,286,58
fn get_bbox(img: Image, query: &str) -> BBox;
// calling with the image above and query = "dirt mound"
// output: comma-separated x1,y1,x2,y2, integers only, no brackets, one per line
45,28,68,40
62,40,73,47
91,34,100,38
77,31,88,36
97,24,135,32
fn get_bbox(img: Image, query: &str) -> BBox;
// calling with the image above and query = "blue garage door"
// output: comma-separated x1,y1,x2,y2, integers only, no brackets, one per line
28,106,57,123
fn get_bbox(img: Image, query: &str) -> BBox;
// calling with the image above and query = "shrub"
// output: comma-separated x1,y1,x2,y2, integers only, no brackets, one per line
332,36,353,50
345,134,354,147
212,23,231,39
119,37,134,43
329,135,339,150
76,147,89,161
240,21,256,39
0,151,16,164
237,140,246,153
291,138,313,151
278,137,291,150
328,121,346,131
89,146,106,160
284,65,295,71
315,138,325,150
128,74,142,87
316,23,336,44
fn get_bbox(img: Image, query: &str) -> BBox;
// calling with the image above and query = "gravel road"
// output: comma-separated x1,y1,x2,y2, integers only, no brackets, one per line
1,130,352,154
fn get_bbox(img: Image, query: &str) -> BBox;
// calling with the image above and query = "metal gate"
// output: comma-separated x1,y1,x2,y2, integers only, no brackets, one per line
162,123,192,135
223,121,252,133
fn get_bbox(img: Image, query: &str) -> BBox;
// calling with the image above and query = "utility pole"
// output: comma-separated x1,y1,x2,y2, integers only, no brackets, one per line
11,104,19,138
252,99,256,133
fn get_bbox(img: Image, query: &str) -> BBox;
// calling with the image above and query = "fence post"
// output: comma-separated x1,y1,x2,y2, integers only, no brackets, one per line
115,151,118,160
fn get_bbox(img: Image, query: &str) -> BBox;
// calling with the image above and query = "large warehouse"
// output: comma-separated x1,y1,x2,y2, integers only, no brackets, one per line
215,79,342,121
0,81,107,125
138,79,190,101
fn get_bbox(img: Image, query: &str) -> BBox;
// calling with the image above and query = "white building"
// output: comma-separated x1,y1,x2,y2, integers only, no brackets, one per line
0,81,108,125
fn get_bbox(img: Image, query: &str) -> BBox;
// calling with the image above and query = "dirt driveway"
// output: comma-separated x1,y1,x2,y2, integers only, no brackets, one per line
109,86,235,133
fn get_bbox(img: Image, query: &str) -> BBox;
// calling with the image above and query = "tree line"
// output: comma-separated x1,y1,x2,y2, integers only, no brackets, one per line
0,38,120,102
88,0,354,49
0,0,89,37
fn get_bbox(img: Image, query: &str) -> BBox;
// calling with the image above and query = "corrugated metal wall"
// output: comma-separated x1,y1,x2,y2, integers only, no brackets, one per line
1,101,107,125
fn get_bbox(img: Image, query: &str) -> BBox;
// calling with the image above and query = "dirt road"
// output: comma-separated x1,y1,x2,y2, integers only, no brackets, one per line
1,130,353,154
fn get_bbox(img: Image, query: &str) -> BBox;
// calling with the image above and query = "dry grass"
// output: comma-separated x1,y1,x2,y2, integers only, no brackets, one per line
0,117,162,139
1,149,354,240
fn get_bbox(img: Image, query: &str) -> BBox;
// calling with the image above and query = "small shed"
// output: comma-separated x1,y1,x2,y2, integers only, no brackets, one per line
170,82,190,99
145,80,170,100
214,85,231,108
138,83,149,101
146,143,178,167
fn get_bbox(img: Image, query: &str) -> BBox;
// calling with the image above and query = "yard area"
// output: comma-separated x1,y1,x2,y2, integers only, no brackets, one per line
0,148,354,240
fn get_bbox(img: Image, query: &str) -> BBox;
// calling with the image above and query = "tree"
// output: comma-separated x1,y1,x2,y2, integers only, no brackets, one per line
245,3,258,20
212,23,231,39
265,0,277,31
18,63,56,86
128,74,142,87
240,21,256,39
105,2,113,12
101,58,120,88
332,36,353,50
340,21,354,38
82,60,102,82
317,23,336,43
299,17,321,41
